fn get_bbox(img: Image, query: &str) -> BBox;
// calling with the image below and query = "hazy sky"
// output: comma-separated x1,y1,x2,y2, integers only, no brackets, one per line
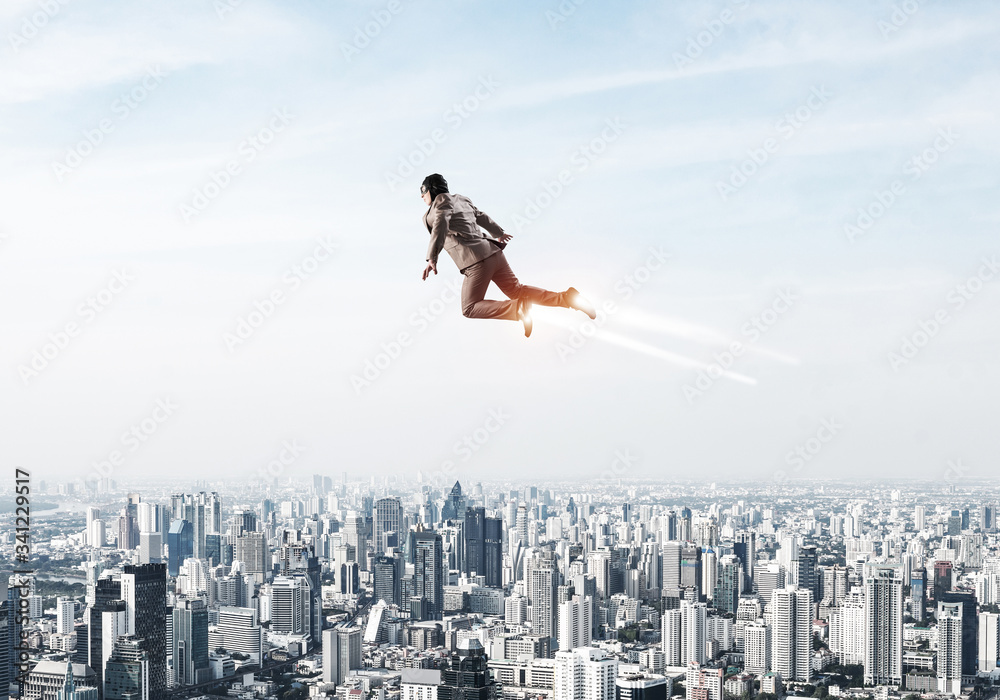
2,0,998,488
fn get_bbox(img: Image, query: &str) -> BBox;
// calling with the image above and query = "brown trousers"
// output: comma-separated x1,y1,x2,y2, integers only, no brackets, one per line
460,249,568,321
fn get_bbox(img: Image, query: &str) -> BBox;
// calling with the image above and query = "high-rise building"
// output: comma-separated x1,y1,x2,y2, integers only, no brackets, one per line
515,506,529,547
86,577,125,700
373,498,401,555
910,568,927,622
558,595,593,652
937,601,963,696
979,612,1000,674
553,647,617,700
734,532,756,590
616,673,669,700
57,598,75,635
754,563,786,607
821,565,849,607
209,607,263,664
937,591,978,678
771,586,812,683
170,493,221,561
680,545,702,601
744,620,770,674
661,600,706,666
829,591,865,666
794,546,819,599
373,554,402,607
685,662,723,700
662,542,682,597
166,521,192,578
117,508,139,552
863,564,903,687
439,639,498,700
103,636,148,700
410,529,444,621
528,555,559,645
120,564,166,700
981,504,997,533
270,576,311,637
171,597,209,687
713,556,742,615
322,627,361,686
343,512,367,572
440,482,466,523
234,532,270,585
464,507,503,588
934,561,954,600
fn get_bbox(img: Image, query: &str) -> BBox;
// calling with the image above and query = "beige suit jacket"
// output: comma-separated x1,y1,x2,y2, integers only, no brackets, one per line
424,193,505,271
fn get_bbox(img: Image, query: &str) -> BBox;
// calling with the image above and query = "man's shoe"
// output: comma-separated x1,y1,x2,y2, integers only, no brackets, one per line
565,287,596,319
517,299,533,338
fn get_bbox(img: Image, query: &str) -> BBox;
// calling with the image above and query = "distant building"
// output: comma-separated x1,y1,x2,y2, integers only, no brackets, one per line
23,661,97,700
401,668,440,700
617,673,669,700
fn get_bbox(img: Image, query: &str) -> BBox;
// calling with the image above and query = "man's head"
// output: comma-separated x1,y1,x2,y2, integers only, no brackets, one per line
420,173,448,204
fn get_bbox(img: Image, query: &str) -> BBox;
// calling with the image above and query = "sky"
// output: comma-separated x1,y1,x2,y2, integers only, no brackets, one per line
1,0,998,489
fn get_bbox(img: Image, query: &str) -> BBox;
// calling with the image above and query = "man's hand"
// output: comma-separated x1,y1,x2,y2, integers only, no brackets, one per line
497,233,513,244
422,260,437,281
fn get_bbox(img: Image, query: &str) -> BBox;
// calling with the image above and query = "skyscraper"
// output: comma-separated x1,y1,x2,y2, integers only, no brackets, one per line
771,585,813,683
234,532,270,584
86,577,125,700
343,512,367,572
438,639,498,700
373,554,401,607
553,647,617,700
172,597,209,686
463,507,503,588
410,529,444,621
734,531,756,589
660,600,706,666
680,544,703,601
373,498,401,555
864,564,903,687
938,591,978,678
661,542,682,597
270,576,311,637
528,553,559,645
910,568,927,623
937,601,963,696
120,564,166,700
166,521,192,578
170,493,220,561
322,627,361,686
979,612,1000,674
744,620,770,674
103,636,149,700
558,595,593,652
713,555,742,614
440,481,466,523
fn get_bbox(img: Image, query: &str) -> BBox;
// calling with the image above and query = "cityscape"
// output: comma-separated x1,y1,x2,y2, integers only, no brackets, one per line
2,3,999,700
3,476,1000,700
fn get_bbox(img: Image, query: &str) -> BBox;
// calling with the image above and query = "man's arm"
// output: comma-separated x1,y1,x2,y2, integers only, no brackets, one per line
425,198,453,265
471,204,506,240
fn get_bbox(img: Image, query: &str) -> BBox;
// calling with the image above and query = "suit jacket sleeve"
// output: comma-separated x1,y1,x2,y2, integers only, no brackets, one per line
472,204,505,239
425,198,453,264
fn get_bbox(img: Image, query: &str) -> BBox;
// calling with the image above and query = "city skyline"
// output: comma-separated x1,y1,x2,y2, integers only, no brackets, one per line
2,0,999,482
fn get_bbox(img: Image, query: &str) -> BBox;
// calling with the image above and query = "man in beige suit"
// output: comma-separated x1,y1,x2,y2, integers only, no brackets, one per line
419,173,595,337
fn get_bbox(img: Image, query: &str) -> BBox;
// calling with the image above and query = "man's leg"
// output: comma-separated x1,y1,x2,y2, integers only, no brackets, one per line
460,253,519,320
489,251,569,308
